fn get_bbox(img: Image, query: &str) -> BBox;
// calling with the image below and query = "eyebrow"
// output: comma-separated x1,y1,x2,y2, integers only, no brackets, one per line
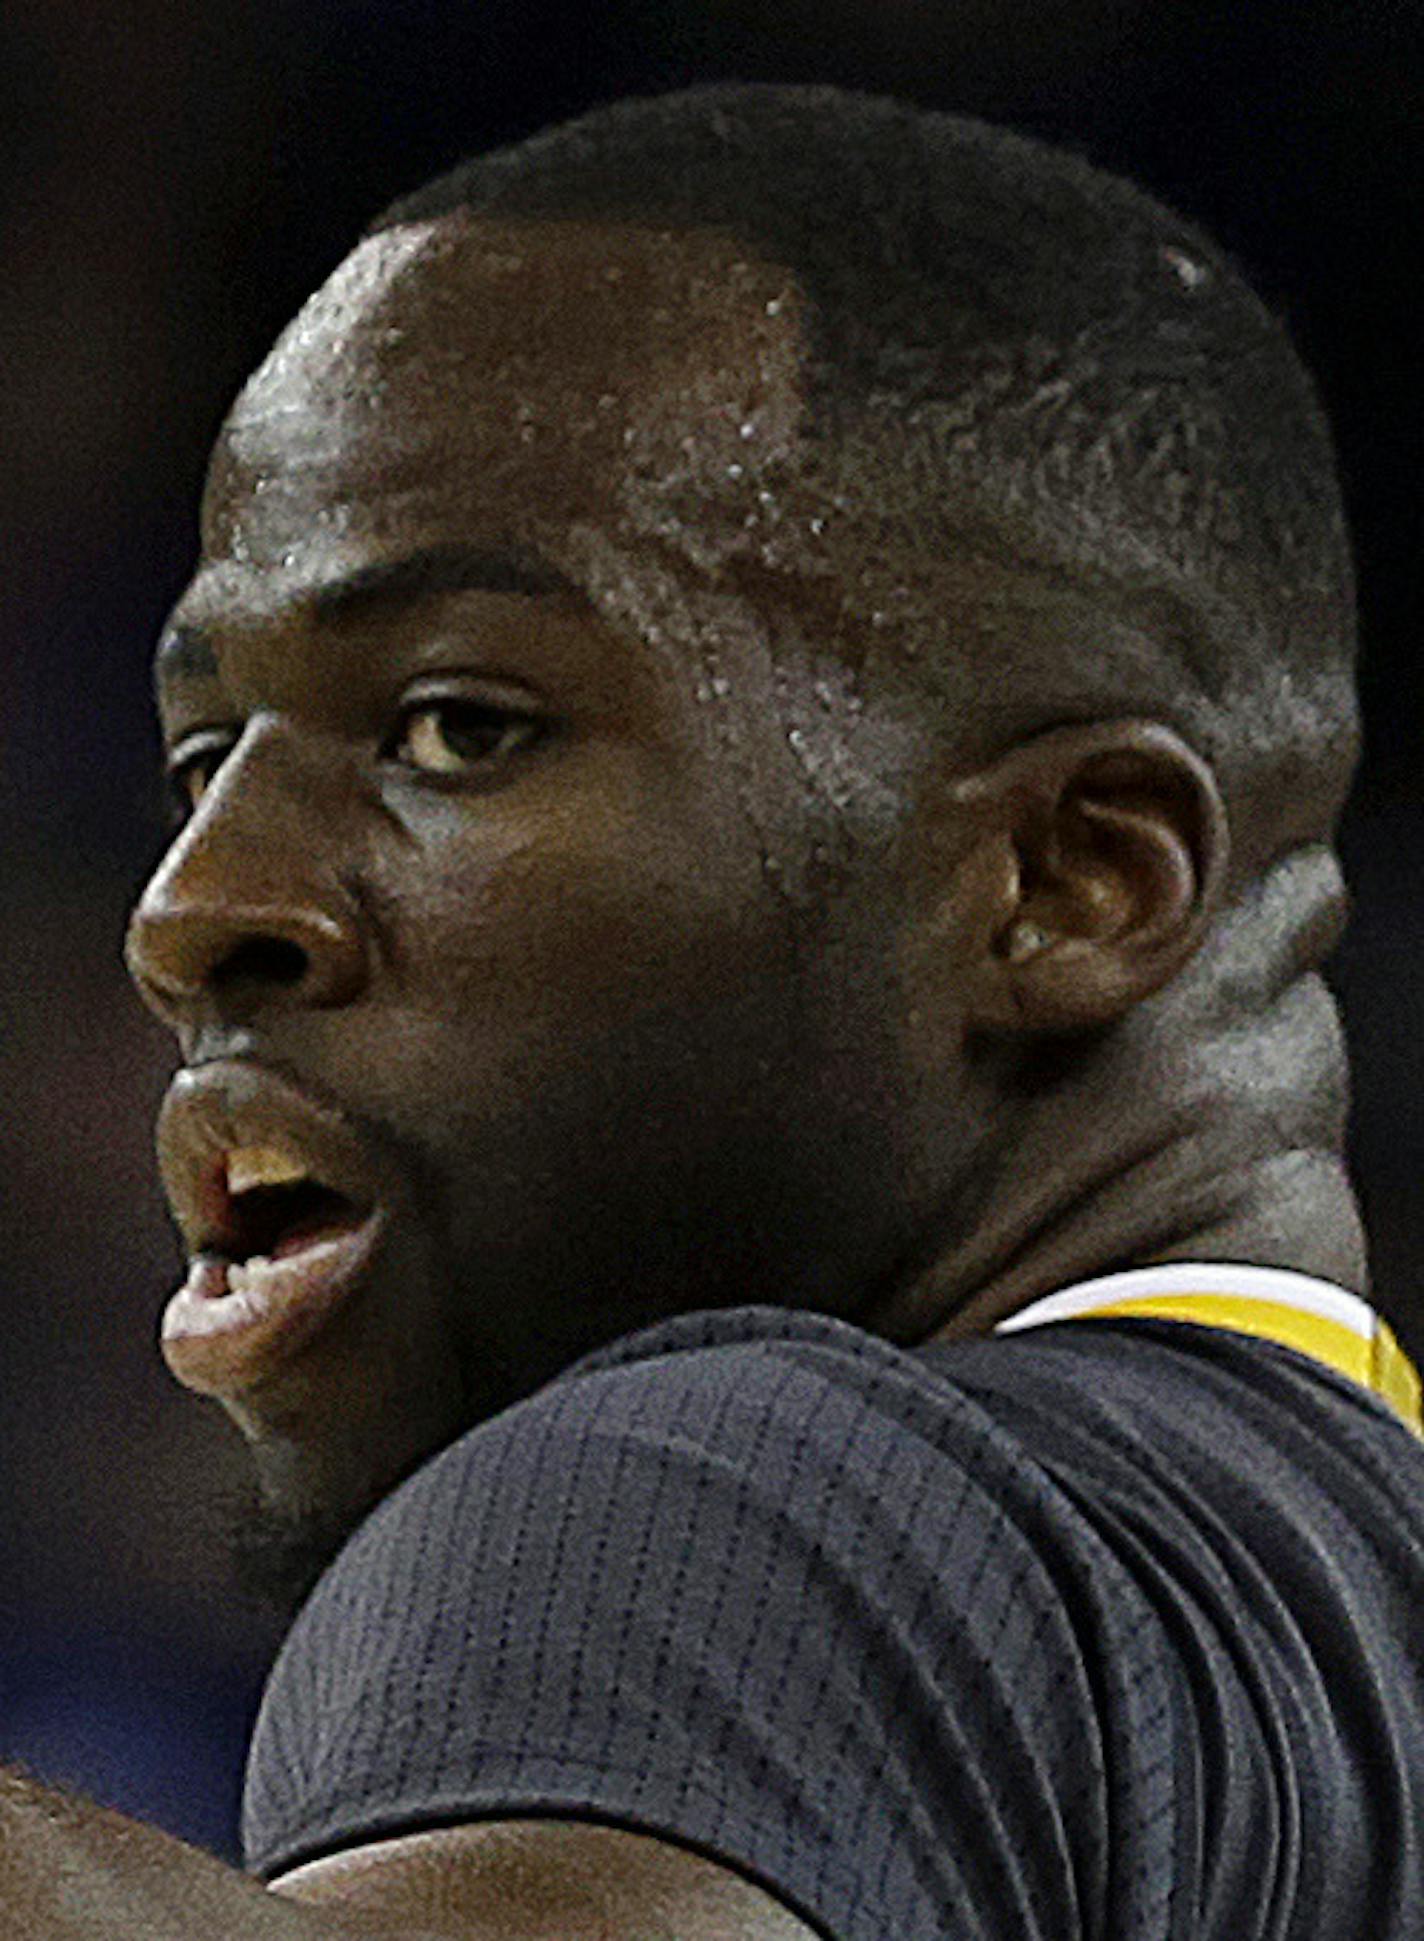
305,542,576,618
154,543,576,691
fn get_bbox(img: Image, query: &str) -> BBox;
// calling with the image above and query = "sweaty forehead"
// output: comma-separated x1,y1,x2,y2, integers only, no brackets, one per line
205,213,810,562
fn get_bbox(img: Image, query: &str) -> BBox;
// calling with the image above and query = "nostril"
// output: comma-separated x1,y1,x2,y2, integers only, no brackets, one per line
212,936,309,990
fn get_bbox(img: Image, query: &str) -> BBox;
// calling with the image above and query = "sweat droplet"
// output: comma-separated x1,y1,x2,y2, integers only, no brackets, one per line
1161,245,1209,291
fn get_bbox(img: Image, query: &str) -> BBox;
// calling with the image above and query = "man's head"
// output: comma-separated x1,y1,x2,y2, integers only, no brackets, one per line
125,85,1362,1613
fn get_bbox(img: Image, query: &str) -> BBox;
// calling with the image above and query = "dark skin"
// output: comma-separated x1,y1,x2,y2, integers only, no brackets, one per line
1,212,1364,1937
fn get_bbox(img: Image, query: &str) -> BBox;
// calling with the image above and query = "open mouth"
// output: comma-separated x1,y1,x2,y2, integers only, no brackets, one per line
157,1067,393,1399
220,1164,370,1265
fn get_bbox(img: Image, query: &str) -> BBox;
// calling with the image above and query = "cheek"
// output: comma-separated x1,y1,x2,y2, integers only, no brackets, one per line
360,796,797,1139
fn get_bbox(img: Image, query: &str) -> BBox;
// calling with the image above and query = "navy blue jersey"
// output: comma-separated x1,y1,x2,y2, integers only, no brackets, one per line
242,1299,1424,1939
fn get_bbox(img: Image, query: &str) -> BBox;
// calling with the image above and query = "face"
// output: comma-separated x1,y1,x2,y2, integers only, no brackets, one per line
125,215,957,1607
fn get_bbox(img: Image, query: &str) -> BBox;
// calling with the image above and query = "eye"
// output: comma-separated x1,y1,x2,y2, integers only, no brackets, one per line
389,698,543,777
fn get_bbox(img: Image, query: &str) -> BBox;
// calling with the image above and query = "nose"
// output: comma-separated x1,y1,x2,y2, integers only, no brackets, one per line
124,732,369,1028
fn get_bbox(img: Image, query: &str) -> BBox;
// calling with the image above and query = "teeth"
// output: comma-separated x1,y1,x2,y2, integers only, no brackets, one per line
227,1255,274,1294
226,1146,310,1196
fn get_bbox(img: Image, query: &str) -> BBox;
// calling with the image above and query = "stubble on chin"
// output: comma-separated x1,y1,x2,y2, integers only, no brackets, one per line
212,1473,371,1628
207,1349,510,1627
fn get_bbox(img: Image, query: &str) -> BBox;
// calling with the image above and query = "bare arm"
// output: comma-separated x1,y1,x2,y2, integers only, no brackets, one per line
0,1767,364,1941
0,1767,819,1941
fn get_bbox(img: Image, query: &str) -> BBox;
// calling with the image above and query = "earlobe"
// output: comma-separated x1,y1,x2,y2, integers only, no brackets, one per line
960,721,1229,1034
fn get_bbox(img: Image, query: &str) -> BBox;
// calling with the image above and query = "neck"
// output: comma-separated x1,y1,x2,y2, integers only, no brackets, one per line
865,855,1369,1343
919,1138,1367,1346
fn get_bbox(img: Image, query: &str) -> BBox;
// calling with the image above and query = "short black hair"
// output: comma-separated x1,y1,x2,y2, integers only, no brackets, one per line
373,83,1358,877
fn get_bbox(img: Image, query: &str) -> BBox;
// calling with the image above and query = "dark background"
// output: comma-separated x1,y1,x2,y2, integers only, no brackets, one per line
2,0,1418,1865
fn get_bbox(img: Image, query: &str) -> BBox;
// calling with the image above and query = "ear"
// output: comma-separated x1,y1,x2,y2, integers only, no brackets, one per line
945,720,1229,1034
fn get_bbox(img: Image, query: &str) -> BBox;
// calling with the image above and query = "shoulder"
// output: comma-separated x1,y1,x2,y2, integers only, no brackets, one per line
278,1302,1083,1646
261,1300,1424,1701
245,1304,1424,1938
314,1303,1034,1565
262,1302,1424,1685
244,1306,1113,1919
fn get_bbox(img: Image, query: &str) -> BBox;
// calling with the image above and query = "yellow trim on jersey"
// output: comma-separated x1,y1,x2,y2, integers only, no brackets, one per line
1371,1319,1424,1433
1027,1288,1423,1439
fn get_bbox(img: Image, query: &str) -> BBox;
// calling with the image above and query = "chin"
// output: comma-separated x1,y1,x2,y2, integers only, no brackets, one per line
218,1473,364,1626
212,1307,570,1624
221,1427,433,1626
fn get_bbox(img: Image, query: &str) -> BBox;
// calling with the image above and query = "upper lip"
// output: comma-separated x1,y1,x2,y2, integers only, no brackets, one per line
157,1058,387,1258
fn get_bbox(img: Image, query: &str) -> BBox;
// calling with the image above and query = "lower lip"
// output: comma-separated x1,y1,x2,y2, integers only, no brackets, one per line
160,1212,386,1397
